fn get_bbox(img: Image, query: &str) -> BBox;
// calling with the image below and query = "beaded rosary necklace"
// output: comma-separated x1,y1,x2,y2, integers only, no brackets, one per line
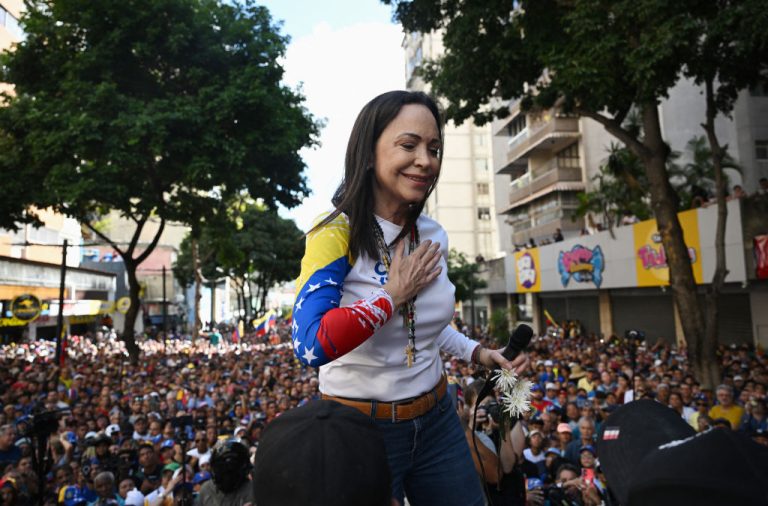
373,218,420,367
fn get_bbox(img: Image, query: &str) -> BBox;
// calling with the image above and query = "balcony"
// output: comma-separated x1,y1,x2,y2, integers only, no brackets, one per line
505,115,579,165
506,165,584,209
511,209,584,246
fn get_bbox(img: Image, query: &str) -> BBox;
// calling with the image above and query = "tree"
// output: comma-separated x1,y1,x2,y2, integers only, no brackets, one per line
681,0,766,387
384,0,764,386
447,249,487,302
488,308,510,347
0,0,318,359
234,207,304,318
173,204,304,330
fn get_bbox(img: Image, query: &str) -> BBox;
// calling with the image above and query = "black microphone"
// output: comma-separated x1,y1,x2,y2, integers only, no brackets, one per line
475,323,534,405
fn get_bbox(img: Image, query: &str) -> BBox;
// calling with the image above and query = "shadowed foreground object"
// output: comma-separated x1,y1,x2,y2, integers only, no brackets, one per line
597,400,768,506
253,400,392,506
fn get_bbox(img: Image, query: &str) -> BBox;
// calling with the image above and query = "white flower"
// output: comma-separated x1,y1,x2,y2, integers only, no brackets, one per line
491,369,533,420
492,369,519,393
501,378,533,419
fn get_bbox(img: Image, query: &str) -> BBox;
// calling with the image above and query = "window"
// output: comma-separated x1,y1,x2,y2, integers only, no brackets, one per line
556,142,580,168
474,158,488,171
756,140,768,160
477,207,491,220
506,115,527,138
477,183,489,195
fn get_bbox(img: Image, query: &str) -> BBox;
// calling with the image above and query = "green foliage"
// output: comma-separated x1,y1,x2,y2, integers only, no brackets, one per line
173,203,304,315
0,0,318,350
674,136,741,209
0,0,319,230
447,249,486,302
488,308,510,347
578,135,741,228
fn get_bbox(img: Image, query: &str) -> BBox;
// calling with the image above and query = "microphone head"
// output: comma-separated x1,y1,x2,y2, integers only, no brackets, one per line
501,324,534,361
509,323,534,348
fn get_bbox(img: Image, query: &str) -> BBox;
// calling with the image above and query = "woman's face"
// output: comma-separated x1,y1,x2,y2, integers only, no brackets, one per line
372,104,441,215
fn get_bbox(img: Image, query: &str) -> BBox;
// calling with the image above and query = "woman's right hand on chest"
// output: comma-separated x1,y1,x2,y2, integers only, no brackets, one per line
382,239,442,307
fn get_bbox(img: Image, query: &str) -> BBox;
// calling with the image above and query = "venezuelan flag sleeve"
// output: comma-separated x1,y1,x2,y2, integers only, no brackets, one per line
293,214,394,367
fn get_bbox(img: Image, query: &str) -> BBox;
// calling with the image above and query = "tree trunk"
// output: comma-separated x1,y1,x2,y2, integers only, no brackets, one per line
699,77,728,389
122,260,142,362
639,103,708,383
192,237,203,342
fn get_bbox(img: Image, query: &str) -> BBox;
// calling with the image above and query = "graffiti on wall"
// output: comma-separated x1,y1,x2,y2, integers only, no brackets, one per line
557,245,605,288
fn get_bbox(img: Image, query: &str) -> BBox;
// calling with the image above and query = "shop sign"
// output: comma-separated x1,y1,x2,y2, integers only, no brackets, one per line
633,209,703,286
11,294,42,322
558,245,605,288
514,249,541,292
0,316,30,327
116,297,131,314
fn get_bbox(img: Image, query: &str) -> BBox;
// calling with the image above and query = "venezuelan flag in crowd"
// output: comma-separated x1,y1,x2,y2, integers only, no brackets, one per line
253,309,277,337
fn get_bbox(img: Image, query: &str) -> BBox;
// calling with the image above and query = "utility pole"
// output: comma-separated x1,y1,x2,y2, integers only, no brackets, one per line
54,240,68,365
162,265,168,350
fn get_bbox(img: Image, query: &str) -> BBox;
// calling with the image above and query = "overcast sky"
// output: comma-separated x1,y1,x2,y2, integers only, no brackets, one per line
259,0,406,231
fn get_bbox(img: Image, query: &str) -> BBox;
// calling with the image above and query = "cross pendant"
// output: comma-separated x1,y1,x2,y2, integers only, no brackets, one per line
405,342,415,368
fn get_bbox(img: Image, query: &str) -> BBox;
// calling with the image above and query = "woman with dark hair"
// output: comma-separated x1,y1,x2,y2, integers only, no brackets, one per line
291,90,529,505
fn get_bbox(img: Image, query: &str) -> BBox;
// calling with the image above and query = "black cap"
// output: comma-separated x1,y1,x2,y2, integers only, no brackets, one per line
253,400,391,506
598,400,768,506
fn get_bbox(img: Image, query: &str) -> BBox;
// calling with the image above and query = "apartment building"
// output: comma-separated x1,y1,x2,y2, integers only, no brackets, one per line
403,32,499,261
486,78,768,346
404,31,500,327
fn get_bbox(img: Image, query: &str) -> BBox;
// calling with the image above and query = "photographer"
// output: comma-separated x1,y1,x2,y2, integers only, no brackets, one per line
462,380,527,506
540,463,602,506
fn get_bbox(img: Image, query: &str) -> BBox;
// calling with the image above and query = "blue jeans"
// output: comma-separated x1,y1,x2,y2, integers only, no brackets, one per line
375,392,485,506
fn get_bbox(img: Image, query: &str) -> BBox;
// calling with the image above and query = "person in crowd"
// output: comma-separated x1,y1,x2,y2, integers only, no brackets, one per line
196,439,253,505
89,471,119,506
0,426,20,471
709,384,745,430
290,90,530,506
461,379,526,506
564,418,595,465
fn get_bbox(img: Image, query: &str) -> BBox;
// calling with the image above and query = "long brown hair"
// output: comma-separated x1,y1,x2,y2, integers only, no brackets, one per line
309,90,444,260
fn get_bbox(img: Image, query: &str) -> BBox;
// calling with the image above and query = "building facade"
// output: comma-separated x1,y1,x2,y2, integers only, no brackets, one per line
486,77,768,347
404,31,500,327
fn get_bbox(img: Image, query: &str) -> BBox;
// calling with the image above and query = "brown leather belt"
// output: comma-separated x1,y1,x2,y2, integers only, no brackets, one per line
321,375,448,422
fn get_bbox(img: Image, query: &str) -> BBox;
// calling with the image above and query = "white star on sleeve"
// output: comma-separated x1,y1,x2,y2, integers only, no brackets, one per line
302,346,318,364
293,337,300,351
292,320,299,334
295,297,304,310
308,283,321,293
324,277,338,286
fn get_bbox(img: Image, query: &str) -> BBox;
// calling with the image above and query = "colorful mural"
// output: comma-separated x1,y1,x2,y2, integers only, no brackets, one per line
557,245,605,288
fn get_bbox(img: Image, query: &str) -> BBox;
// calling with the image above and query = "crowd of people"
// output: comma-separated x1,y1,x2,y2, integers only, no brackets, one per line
0,320,765,505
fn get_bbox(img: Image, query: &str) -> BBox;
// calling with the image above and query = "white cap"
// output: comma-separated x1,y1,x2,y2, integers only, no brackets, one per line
85,431,98,441
105,424,121,437
125,489,144,506
546,382,557,390
544,360,554,367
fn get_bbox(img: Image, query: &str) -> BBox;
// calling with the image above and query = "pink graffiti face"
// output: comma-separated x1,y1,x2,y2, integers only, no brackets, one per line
638,245,697,270
562,247,593,273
